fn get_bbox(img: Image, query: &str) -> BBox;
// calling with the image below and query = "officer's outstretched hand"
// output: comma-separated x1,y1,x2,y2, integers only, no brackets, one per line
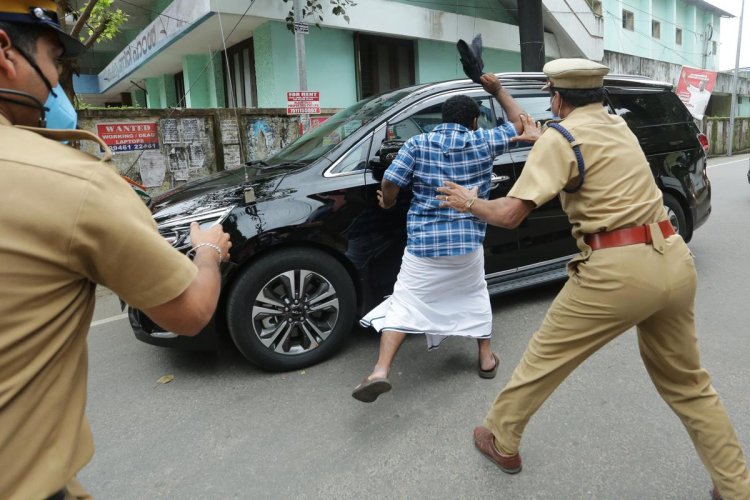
190,222,232,263
437,182,478,213
510,114,542,144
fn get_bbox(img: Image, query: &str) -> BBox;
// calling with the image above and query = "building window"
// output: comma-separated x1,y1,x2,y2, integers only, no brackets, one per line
622,10,634,31
712,41,718,55
224,38,257,108
676,28,683,45
174,71,185,107
652,20,661,39
355,34,415,100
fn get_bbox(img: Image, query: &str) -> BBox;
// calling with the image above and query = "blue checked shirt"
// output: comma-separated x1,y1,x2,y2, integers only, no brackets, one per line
384,122,517,257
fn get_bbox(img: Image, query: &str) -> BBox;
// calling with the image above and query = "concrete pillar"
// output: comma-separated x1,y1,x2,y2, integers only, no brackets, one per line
131,89,147,108
145,77,161,108
160,74,178,108
181,54,225,108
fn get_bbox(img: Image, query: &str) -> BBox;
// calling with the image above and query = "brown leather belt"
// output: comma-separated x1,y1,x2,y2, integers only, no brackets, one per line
585,220,675,251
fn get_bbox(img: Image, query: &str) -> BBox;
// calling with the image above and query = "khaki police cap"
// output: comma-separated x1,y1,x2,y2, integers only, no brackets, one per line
541,58,609,91
0,0,85,56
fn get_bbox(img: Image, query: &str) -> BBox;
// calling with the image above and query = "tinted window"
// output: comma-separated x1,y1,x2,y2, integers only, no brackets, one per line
265,88,414,166
606,88,698,153
387,95,495,140
606,89,693,127
329,136,372,174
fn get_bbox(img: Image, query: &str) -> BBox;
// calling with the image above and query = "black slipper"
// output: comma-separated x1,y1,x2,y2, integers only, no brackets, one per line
479,352,499,379
352,377,392,403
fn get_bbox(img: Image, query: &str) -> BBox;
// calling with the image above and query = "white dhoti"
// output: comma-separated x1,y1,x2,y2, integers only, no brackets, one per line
360,246,492,350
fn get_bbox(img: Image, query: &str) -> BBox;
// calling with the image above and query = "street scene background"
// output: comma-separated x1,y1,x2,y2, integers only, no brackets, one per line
80,155,750,499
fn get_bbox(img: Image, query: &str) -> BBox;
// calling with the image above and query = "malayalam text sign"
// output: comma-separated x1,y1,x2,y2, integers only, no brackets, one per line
97,122,159,153
287,91,320,115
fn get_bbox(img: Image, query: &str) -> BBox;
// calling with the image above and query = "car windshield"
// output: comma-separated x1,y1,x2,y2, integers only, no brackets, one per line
264,88,416,167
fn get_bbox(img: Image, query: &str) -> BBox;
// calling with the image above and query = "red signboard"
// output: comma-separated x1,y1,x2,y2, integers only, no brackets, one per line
287,91,320,115
96,122,159,152
675,66,717,119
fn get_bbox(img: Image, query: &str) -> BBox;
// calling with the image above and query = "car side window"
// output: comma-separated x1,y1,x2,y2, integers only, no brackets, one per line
386,95,496,141
329,136,372,175
497,94,554,149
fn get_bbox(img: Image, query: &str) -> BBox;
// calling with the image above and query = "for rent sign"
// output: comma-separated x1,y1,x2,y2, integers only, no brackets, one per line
97,122,159,152
287,91,320,115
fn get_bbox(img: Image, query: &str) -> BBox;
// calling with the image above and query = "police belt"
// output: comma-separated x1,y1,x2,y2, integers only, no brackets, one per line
585,220,675,251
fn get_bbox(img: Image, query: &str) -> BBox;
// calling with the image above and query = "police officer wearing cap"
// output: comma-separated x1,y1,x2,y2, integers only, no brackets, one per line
438,59,750,499
0,2,231,498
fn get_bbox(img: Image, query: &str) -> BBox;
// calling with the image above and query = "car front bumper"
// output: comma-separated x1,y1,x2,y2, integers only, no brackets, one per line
129,307,219,351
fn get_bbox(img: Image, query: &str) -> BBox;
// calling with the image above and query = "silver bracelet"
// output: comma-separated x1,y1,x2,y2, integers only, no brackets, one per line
187,242,222,262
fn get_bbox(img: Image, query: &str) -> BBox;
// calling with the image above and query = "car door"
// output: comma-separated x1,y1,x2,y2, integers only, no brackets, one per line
496,91,578,268
374,90,520,277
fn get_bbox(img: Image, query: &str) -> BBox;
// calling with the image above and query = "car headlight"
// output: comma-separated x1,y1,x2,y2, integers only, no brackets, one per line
155,205,235,250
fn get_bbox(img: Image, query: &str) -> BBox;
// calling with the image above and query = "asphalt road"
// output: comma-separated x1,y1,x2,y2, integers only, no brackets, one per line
79,154,750,499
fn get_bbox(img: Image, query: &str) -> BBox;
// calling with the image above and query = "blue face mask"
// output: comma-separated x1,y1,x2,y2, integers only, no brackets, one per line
44,84,78,131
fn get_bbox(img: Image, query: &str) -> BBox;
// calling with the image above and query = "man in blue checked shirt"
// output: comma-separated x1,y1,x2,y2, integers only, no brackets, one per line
354,73,540,403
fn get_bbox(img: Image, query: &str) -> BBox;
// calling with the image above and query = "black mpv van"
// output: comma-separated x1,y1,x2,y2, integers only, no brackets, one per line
130,73,712,371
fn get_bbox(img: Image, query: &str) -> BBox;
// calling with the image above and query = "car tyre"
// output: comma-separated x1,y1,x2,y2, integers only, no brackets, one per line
663,192,690,242
226,248,356,371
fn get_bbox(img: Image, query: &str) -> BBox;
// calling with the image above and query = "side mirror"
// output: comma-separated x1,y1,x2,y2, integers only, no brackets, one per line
370,139,405,181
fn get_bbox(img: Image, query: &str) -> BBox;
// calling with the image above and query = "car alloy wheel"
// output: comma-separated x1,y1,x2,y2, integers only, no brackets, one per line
226,247,356,371
252,270,339,355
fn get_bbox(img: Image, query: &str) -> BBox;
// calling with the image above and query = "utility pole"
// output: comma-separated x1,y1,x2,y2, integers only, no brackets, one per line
728,0,745,156
518,0,545,72
293,0,309,133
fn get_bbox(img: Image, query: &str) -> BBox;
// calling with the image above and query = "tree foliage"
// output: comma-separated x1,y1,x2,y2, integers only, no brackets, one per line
282,0,357,31
55,0,129,102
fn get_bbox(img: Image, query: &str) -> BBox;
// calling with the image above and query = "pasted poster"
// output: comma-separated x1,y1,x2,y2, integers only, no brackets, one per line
224,144,242,170
180,117,203,142
138,150,166,187
676,66,717,120
169,146,190,180
220,118,240,143
161,119,180,143
189,144,206,169
96,122,159,153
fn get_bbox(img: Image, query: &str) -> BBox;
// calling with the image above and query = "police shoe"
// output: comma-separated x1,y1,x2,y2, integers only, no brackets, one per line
473,426,522,474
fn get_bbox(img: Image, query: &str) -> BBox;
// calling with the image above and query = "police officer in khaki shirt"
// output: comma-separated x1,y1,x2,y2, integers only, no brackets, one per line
0,2,231,498
438,59,750,499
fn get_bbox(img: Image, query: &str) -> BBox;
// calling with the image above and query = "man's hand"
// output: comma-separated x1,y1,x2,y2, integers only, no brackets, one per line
510,114,542,144
436,182,478,213
189,222,232,263
480,73,502,95
377,189,396,209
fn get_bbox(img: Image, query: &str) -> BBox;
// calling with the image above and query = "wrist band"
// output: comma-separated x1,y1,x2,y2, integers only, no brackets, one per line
187,242,222,262
465,197,477,211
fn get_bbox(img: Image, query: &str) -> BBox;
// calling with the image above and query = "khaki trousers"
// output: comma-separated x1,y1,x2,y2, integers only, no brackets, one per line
484,234,750,499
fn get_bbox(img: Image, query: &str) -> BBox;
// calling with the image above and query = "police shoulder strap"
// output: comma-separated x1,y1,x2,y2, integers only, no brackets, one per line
16,126,113,162
546,122,584,193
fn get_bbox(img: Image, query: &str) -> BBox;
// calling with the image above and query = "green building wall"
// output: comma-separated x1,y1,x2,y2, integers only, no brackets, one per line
253,21,357,109
416,39,520,84
182,53,225,108
392,0,515,24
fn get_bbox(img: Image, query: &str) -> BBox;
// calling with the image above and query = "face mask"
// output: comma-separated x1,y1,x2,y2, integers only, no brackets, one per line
10,44,76,132
550,93,561,120
44,83,77,130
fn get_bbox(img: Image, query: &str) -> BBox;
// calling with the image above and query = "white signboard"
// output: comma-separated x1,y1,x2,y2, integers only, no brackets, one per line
98,0,211,91
287,91,320,115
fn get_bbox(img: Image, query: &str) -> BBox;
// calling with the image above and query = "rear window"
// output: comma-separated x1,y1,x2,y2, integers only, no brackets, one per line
605,88,699,153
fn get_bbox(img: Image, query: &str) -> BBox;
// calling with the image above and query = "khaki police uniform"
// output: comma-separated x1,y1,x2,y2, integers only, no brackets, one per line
0,115,198,499
482,59,750,498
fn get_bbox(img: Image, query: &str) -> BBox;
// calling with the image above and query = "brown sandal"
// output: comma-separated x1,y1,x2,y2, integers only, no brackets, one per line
352,377,392,402
479,352,499,379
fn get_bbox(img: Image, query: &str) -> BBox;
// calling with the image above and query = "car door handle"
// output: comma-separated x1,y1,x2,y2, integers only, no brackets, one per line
490,174,511,190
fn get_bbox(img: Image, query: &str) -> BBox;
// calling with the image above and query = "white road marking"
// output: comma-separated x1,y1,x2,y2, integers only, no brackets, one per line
90,313,128,327
708,158,748,169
